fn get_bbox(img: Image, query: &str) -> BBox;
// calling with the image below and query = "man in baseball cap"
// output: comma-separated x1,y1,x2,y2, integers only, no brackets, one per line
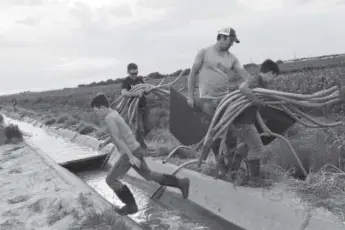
217,27,240,43
186,26,267,185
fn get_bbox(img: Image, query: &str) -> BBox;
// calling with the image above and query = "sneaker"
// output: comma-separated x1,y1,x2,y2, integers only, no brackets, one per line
179,178,190,199
115,203,138,215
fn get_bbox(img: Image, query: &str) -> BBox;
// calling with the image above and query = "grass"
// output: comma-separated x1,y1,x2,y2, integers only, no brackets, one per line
1,58,345,224
288,164,345,223
1,124,24,144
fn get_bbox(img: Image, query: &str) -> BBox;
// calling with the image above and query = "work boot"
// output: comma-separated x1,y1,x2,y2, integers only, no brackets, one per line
247,159,261,178
228,155,244,180
114,185,138,215
245,159,272,187
160,174,190,199
115,203,138,216
178,178,190,199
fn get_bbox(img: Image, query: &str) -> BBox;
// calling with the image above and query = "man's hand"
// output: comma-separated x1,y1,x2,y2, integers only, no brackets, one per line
187,97,195,108
129,156,141,168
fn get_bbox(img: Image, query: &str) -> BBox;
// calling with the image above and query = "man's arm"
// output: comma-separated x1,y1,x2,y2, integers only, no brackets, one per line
232,56,263,105
187,48,205,101
239,76,261,103
104,117,136,160
121,89,141,97
121,79,142,97
232,56,252,81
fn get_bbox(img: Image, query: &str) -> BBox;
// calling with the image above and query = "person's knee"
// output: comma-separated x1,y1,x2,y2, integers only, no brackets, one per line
106,176,123,191
139,170,154,181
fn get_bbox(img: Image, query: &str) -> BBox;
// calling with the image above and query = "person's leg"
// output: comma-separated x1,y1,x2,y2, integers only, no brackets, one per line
197,98,239,176
237,123,264,178
197,98,228,159
142,107,150,136
136,108,148,149
132,147,190,199
0,126,6,146
214,125,240,177
105,154,138,215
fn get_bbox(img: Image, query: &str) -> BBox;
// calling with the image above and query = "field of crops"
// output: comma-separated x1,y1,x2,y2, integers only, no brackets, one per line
2,65,345,118
1,58,345,168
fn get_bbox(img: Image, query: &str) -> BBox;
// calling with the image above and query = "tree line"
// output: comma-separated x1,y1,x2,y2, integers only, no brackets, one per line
77,61,287,88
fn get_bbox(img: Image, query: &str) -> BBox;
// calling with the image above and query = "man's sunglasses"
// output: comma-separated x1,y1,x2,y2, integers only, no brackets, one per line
129,71,138,75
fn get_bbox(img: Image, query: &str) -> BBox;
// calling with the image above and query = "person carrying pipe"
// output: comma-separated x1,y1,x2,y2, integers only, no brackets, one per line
91,94,190,215
186,27,279,184
230,59,281,184
12,98,17,112
120,63,150,149
0,114,6,145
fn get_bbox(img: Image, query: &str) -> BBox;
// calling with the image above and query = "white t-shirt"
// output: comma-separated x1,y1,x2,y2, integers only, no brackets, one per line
195,45,242,98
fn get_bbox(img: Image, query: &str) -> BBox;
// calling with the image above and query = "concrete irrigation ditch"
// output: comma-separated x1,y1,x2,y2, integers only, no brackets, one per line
2,110,344,230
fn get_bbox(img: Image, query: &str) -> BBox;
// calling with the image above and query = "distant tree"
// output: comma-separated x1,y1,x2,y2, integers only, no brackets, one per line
277,60,284,64
244,63,258,68
170,69,183,76
147,72,165,79
184,68,191,75
106,79,115,84
114,78,122,84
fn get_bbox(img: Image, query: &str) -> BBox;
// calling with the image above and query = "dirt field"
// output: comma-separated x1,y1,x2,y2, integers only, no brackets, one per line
0,141,134,230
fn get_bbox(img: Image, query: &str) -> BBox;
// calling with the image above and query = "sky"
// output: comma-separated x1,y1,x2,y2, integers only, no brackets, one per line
0,0,344,95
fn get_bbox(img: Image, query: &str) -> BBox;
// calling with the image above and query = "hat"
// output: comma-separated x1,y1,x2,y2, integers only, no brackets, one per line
217,27,240,43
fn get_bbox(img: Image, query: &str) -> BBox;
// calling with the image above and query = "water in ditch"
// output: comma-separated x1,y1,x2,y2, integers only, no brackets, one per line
4,116,238,230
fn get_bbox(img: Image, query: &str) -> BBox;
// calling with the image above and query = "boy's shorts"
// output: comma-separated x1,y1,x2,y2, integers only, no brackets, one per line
107,147,150,180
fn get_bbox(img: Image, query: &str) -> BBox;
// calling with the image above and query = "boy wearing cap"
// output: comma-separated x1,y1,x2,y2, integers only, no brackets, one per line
187,27,267,182
91,93,190,215
121,63,149,149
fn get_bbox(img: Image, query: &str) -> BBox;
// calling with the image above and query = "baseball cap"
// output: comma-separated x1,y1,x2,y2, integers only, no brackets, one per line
217,27,240,43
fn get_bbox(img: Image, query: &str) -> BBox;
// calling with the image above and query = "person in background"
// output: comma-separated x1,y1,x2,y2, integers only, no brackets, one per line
91,93,190,215
0,114,5,145
187,26,267,182
121,63,150,149
12,98,17,112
